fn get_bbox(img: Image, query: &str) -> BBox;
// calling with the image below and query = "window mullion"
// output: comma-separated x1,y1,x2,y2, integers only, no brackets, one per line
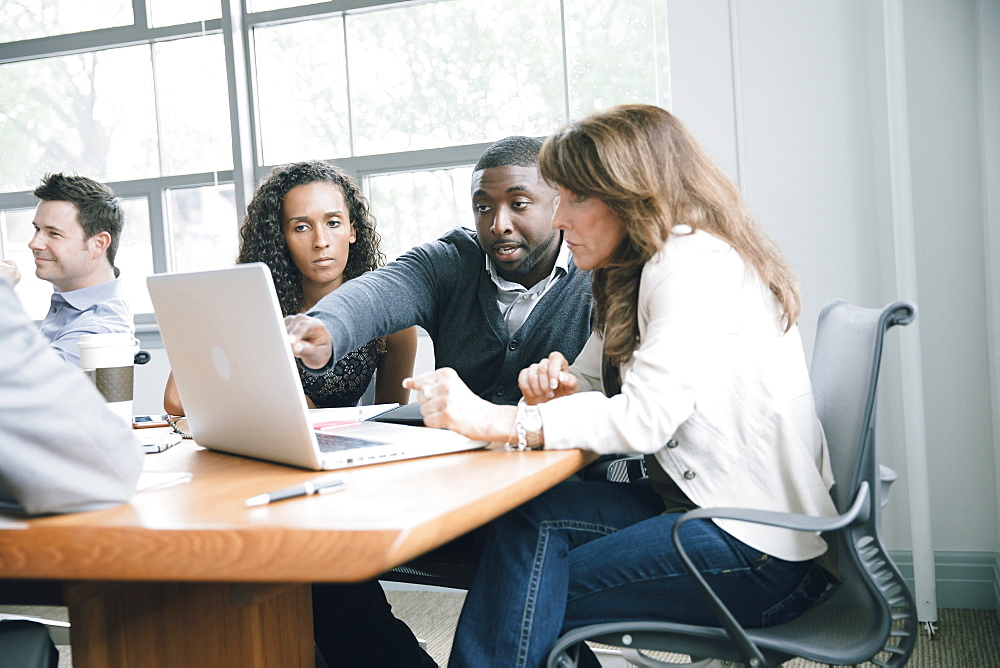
220,0,258,224
132,0,150,30
343,15,356,158
149,187,170,275
559,0,571,124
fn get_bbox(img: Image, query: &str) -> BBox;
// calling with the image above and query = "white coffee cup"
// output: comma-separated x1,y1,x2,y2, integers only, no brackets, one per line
78,332,136,425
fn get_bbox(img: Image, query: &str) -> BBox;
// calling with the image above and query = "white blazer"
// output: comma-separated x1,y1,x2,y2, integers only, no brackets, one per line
539,226,837,562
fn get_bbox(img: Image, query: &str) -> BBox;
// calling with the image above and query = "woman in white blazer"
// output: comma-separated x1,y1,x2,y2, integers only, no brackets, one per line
404,104,838,668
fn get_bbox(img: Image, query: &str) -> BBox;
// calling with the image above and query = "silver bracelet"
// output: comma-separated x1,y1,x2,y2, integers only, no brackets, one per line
166,414,193,439
505,400,543,452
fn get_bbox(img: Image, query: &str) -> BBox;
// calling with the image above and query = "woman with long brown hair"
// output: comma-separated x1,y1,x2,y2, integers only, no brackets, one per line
404,105,838,667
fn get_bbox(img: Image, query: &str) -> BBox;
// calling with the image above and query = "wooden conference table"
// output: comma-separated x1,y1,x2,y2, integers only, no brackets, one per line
0,432,594,667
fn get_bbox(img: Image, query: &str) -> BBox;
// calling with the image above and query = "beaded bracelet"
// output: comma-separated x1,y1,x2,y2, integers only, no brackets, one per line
165,414,193,439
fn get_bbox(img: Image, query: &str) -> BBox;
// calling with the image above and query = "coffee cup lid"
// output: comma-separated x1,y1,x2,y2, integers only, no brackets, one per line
77,332,136,349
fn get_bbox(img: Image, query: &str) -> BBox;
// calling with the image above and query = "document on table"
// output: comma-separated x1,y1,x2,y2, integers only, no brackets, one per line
137,471,192,492
308,403,400,423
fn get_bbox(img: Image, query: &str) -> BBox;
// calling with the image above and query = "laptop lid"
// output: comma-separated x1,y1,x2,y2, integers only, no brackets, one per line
147,264,485,470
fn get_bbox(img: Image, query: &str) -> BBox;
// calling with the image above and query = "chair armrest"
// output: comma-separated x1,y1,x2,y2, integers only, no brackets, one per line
879,465,897,509
677,481,870,533
668,482,871,667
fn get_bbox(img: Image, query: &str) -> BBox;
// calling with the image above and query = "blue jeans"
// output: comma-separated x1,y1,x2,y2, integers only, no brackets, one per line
449,480,832,668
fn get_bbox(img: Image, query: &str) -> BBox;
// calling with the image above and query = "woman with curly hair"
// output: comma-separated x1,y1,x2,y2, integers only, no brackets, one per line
164,161,415,413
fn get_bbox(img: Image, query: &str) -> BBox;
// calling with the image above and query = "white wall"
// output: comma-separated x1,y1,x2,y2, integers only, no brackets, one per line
667,0,999,556
979,0,1000,570
134,344,171,415
901,0,996,554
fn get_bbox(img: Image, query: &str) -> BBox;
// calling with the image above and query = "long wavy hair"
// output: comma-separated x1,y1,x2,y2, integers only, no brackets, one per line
237,161,384,316
539,104,801,365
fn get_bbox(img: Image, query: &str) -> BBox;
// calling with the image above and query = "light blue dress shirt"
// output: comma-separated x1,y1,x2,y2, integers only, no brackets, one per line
38,276,136,367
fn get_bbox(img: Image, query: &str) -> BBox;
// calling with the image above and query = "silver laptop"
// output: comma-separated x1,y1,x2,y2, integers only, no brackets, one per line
147,263,487,470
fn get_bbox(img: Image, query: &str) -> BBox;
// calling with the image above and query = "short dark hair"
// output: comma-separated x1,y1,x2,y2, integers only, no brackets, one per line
33,173,124,265
473,136,544,172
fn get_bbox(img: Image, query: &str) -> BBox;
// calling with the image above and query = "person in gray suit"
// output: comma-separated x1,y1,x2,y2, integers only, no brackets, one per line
0,276,143,667
0,278,142,516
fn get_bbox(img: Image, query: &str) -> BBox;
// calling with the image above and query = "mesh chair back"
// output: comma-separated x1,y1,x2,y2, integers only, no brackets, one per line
774,299,918,665
811,300,885,513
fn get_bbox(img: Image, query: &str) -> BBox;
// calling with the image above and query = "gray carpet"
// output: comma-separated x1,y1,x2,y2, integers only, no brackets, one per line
2,597,997,666
383,591,1000,668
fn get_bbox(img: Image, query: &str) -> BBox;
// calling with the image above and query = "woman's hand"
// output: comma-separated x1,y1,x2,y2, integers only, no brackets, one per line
518,352,578,405
284,314,333,369
404,368,516,442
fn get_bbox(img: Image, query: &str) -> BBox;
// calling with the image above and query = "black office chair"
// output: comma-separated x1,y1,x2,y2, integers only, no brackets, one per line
548,300,919,668
0,619,58,668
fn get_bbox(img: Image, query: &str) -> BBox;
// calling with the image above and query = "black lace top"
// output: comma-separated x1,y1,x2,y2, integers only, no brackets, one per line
299,339,383,408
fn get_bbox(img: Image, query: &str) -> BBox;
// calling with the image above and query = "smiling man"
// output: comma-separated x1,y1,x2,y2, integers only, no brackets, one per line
9,173,136,366
284,136,594,668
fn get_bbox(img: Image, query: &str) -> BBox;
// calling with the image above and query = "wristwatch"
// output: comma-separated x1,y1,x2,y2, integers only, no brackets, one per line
513,400,544,451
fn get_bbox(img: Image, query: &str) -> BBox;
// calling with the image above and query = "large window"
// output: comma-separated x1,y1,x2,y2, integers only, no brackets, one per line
0,0,670,323
1,37,231,192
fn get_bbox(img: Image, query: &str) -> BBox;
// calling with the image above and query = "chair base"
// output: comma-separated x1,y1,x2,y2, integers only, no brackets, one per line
0,614,69,646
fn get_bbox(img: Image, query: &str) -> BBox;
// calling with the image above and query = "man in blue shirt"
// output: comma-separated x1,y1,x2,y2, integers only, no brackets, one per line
1,173,136,366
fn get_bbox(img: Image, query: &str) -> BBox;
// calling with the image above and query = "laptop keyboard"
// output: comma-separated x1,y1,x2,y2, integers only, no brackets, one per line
315,431,389,452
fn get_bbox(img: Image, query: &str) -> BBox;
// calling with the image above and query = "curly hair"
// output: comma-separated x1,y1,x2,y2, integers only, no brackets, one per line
540,105,801,365
237,161,384,316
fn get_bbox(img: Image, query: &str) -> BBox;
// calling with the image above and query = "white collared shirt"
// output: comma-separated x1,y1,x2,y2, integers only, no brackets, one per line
487,242,571,337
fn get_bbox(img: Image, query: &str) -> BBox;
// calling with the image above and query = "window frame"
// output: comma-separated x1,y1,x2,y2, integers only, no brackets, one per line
0,0,668,333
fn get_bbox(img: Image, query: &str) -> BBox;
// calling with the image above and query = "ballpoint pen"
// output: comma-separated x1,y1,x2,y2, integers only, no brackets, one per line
245,476,347,506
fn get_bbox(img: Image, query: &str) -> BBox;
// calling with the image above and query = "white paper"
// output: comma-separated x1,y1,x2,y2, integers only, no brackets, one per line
137,471,192,492
308,403,399,424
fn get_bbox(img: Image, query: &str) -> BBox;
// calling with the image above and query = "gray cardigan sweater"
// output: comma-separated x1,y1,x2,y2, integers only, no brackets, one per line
307,227,593,405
